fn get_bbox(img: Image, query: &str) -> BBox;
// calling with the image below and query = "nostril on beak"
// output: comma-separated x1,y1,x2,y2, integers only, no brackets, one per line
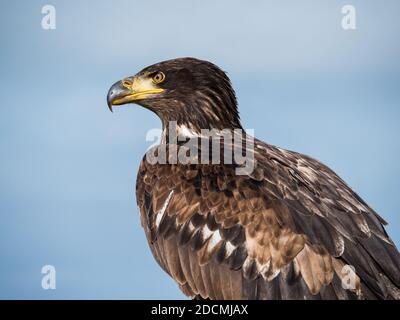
122,79,133,89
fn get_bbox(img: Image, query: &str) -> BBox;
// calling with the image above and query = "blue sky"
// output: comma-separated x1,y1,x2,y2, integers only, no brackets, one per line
0,0,399,299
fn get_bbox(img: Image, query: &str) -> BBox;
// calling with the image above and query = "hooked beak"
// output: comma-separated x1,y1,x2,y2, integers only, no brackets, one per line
107,75,164,112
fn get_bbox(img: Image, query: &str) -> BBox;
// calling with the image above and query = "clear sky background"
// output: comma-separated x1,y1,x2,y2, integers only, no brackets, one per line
0,0,399,299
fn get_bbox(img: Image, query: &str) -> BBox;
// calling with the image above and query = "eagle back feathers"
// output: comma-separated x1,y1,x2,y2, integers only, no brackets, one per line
136,139,400,300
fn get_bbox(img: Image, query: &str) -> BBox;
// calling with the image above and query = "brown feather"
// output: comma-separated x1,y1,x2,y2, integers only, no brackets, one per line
135,114,400,300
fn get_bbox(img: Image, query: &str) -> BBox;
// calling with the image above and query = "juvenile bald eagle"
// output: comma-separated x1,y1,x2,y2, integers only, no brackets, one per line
107,58,400,300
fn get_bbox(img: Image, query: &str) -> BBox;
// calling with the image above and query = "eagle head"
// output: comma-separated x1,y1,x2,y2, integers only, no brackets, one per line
107,58,242,132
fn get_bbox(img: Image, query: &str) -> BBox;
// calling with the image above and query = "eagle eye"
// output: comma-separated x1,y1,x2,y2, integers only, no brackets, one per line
152,71,165,84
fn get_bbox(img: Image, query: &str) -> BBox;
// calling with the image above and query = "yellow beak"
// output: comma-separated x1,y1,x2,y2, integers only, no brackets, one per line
107,75,164,111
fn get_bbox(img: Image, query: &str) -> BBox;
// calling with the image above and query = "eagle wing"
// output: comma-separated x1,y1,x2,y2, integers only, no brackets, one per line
136,140,400,299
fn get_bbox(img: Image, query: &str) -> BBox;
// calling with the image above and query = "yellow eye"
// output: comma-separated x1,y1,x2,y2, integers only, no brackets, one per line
152,71,165,84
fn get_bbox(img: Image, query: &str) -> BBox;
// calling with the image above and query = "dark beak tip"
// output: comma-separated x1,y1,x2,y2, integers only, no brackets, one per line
107,100,114,113
107,87,116,113
107,81,125,113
